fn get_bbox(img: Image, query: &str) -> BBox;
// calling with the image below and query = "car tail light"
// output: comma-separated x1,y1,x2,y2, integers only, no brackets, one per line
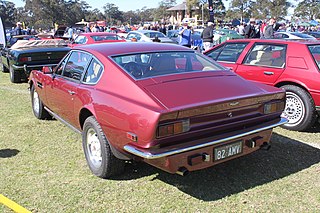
264,101,285,114
19,57,31,62
157,119,190,138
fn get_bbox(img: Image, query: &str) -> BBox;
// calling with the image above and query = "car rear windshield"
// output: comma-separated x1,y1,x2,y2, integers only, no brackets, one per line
112,51,227,79
308,44,320,70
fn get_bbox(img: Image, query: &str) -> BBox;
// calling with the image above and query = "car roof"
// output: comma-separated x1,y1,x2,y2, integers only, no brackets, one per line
224,38,320,45
75,42,192,57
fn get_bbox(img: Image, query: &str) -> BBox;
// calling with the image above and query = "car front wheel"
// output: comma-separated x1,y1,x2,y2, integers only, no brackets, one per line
82,116,125,178
281,85,317,131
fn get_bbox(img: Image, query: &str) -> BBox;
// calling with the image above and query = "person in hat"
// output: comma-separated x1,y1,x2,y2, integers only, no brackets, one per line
14,22,23,36
263,18,276,39
178,21,192,47
244,18,257,38
201,21,215,51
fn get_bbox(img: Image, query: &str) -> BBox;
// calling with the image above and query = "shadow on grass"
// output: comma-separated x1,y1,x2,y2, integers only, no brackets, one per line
0,149,20,158
115,133,320,201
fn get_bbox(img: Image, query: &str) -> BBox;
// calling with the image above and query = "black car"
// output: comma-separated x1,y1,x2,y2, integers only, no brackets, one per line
1,39,70,83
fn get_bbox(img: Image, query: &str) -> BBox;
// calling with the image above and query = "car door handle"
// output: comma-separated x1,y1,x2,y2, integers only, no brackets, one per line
68,90,76,95
264,71,274,75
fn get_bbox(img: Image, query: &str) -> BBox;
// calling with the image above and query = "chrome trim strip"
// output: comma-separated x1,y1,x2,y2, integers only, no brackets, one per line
44,106,82,134
124,117,288,159
316,106,320,111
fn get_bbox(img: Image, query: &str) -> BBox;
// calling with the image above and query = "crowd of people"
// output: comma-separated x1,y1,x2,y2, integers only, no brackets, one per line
7,17,320,50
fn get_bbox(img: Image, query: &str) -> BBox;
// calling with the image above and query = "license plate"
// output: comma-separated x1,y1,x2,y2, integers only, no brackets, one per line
214,141,243,161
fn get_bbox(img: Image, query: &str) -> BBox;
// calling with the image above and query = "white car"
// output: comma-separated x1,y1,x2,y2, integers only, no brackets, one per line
274,32,317,40
126,30,176,43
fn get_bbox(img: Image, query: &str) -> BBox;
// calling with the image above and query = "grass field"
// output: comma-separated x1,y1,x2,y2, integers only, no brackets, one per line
0,70,319,212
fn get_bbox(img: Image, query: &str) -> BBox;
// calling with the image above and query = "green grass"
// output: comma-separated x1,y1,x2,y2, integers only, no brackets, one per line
0,71,319,212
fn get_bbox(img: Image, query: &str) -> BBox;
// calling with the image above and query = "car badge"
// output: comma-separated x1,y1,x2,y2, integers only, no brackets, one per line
229,101,239,106
227,112,233,118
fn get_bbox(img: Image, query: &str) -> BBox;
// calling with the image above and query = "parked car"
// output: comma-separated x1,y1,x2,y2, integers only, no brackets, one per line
69,32,125,48
274,32,317,40
304,31,320,40
213,29,244,43
126,30,176,43
1,39,70,83
29,42,286,178
204,39,320,131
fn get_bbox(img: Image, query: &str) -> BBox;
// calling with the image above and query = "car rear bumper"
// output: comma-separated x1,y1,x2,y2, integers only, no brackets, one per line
12,64,58,75
124,117,288,174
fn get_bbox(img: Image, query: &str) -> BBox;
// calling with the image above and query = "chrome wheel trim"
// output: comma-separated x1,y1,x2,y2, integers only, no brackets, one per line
282,91,305,126
86,128,102,168
9,67,13,80
33,89,40,115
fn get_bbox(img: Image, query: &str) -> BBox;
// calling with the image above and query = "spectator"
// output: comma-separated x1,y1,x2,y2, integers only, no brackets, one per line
263,18,276,39
67,26,73,41
159,23,166,35
178,21,192,48
238,23,245,36
201,21,214,51
244,18,257,38
84,23,91,33
14,22,23,36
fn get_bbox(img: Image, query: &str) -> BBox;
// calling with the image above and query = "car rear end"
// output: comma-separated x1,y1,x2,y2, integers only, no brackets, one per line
123,74,286,175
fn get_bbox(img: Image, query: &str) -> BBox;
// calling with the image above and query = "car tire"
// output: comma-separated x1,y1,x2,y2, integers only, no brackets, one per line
1,63,9,73
280,85,317,131
82,116,125,178
30,84,51,120
9,65,21,83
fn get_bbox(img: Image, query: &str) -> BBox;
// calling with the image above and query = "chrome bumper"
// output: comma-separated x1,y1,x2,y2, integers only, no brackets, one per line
124,117,288,160
12,64,58,72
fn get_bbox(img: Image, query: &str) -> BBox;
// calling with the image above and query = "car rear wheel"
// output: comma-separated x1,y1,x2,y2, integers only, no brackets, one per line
82,116,125,178
30,84,51,120
9,66,21,83
1,63,9,73
281,85,317,131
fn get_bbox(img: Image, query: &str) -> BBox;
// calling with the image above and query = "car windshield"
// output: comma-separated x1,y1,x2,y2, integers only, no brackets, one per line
112,51,226,80
144,32,166,38
308,44,320,70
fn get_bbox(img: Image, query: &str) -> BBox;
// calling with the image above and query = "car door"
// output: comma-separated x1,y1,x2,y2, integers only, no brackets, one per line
205,42,249,72
46,50,91,125
235,42,287,86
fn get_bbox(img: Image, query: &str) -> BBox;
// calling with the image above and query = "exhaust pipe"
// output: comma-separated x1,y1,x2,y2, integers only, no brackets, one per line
176,167,189,176
260,142,271,150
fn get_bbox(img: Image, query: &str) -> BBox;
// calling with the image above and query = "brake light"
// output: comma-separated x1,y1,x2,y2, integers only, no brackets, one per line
19,57,31,62
157,119,190,138
264,101,285,114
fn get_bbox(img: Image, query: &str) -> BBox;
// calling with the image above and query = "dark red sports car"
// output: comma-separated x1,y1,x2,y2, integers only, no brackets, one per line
29,42,286,178
205,39,320,131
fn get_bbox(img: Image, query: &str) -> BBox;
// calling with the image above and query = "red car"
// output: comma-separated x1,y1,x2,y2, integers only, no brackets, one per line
205,39,320,131
69,32,125,48
29,42,286,178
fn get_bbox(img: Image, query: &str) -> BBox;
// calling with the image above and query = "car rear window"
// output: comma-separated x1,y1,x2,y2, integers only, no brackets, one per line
308,44,320,70
112,51,226,79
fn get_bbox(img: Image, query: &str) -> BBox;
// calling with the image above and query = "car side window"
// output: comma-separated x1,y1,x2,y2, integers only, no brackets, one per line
55,57,68,76
62,51,91,80
244,44,286,68
83,59,103,84
206,43,248,63
74,36,88,44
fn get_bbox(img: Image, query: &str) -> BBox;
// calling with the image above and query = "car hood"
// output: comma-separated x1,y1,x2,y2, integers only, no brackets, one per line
139,72,273,110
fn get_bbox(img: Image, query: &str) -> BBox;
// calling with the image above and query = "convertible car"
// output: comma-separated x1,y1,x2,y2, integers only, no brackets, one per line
204,39,320,131
29,42,287,178
1,39,70,83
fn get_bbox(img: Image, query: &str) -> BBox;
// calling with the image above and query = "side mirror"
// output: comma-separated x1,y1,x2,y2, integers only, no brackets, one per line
42,66,53,74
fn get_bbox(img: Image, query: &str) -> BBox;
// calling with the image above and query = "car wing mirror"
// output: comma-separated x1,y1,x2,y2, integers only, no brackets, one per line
42,66,53,74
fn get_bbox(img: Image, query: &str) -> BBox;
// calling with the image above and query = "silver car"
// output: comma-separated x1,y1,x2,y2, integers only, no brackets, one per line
126,30,176,44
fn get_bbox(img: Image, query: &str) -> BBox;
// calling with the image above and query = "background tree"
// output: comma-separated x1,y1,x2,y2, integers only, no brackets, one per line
227,0,254,22
0,0,17,27
293,0,320,20
103,3,123,26
153,0,176,22
85,8,106,23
